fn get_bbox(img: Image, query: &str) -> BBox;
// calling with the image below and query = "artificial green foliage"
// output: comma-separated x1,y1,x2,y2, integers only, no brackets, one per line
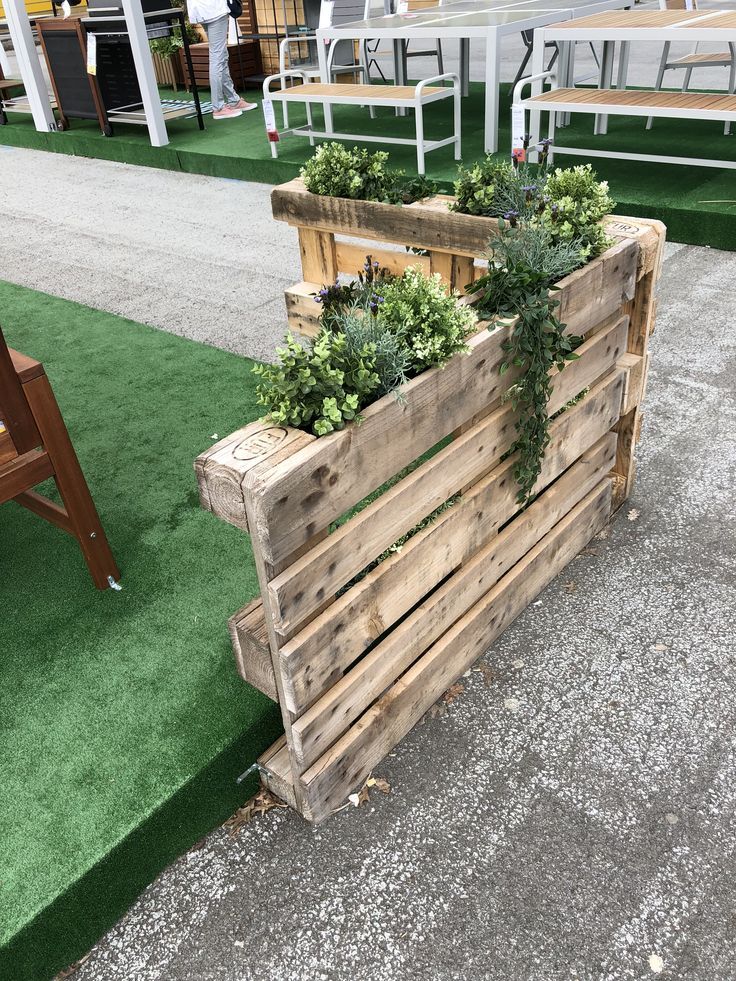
467,223,582,503
316,255,394,329
338,311,411,397
534,164,614,260
452,158,524,217
468,220,586,304
378,267,477,372
254,330,384,435
300,143,437,204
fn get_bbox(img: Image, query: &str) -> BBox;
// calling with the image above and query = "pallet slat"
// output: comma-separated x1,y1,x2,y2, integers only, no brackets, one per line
278,368,626,715
300,479,613,821
291,433,617,768
268,316,628,637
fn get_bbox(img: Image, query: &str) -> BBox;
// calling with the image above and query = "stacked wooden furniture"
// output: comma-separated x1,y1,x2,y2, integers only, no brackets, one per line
180,37,262,91
0,325,119,590
195,185,664,822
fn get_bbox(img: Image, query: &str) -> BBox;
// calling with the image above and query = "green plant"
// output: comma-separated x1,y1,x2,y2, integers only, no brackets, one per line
452,158,524,217
300,144,437,204
467,222,581,503
315,256,394,329
378,266,477,372
253,330,382,436
533,164,614,260
468,221,586,308
335,311,411,397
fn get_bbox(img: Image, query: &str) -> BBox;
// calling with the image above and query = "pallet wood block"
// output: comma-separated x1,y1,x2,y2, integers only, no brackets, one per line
196,195,665,821
229,598,278,701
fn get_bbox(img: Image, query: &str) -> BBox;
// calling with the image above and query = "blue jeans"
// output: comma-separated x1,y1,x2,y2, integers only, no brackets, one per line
204,15,238,111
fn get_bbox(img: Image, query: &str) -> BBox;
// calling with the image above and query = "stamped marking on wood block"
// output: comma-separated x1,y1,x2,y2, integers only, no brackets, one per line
233,427,288,461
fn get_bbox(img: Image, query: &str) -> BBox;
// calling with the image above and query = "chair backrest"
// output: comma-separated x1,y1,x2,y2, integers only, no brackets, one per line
330,0,371,27
658,0,698,9
0,325,41,456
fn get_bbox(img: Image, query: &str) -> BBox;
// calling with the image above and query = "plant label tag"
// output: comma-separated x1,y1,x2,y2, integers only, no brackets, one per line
398,0,409,12
61,0,71,17
263,99,279,142
86,32,97,75
511,105,526,161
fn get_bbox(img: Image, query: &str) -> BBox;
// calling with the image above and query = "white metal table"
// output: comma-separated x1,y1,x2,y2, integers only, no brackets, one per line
532,7,736,134
315,0,633,153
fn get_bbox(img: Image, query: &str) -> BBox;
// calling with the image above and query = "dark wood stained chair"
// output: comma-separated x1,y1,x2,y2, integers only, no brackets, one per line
0,64,26,126
0,324,120,589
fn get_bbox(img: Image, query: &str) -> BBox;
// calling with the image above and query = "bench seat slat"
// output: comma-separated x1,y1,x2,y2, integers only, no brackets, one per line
271,83,447,104
526,87,736,118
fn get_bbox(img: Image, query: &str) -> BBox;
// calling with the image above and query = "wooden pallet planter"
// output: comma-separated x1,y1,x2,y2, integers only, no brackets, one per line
270,177,664,340
195,194,664,822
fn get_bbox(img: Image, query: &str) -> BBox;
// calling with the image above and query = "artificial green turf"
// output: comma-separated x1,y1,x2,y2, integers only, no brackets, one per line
2,82,736,248
0,282,283,981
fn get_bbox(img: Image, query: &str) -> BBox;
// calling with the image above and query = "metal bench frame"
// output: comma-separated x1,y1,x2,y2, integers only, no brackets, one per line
514,69,736,170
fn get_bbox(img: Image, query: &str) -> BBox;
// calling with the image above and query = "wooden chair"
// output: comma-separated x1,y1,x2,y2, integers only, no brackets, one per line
0,325,120,590
0,63,25,126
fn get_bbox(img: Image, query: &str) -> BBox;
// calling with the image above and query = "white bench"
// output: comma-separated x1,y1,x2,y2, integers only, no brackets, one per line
513,70,736,169
262,71,461,175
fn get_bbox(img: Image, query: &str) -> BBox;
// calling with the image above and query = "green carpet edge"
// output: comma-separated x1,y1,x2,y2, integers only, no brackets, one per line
0,700,283,981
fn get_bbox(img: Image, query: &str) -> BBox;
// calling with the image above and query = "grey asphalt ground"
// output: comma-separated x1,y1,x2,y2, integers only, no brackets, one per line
1,58,734,979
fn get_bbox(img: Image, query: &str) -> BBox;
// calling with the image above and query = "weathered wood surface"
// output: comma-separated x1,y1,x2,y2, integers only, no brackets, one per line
195,420,314,532
300,479,613,821
278,368,626,715
271,178,664,280
229,599,278,702
291,434,616,769
268,316,628,638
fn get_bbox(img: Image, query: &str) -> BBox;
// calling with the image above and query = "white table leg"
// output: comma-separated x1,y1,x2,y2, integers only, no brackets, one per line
594,38,614,135
616,39,630,90
316,35,334,134
484,26,501,154
460,38,470,97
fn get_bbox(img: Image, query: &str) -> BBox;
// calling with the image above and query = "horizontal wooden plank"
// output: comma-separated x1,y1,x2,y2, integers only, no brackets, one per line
278,368,626,714
0,449,54,505
268,316,628,637
335,241,430,278
291,433,616,769
555,239,637,335
229,598,278,702
195,420,315,531
300,479,613,820
14,489,73,535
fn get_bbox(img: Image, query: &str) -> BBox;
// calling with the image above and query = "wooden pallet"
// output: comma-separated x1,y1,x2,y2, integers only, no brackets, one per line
179,41,262,91
270,178,664,340
196,194,665,822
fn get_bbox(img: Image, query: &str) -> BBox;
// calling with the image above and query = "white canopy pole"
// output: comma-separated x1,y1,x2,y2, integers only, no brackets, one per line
4,0,55,131
119,0,169,146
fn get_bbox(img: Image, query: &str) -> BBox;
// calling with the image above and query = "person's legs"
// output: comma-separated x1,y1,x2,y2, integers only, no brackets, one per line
204,15,229,111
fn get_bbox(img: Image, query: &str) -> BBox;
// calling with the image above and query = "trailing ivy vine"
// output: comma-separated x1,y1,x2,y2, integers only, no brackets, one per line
468,222,582,503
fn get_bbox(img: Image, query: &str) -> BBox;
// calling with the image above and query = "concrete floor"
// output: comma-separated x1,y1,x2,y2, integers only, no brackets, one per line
2,147,734,980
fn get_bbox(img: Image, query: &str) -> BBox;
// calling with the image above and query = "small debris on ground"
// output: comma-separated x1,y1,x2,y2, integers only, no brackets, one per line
474,662,495,686
627,508,641,522
367,776,391,794
504,697,520,713
224,788,287,836
595,525,611,540
563,581,577,593
581,546,600,557
55,954,91,979
442,681,465,705
340,774,392,811
649,953,664,973
665,813,680,826
651,642,671,652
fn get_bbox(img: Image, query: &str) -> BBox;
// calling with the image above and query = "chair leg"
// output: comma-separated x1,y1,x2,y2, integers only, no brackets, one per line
453,80,462,160
726,59,736,136
415,99,425,175
647,41,670,130
436,38,444,75
23,373,120,590
511,34,533,90
360,40,376,119
305,99,315,143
